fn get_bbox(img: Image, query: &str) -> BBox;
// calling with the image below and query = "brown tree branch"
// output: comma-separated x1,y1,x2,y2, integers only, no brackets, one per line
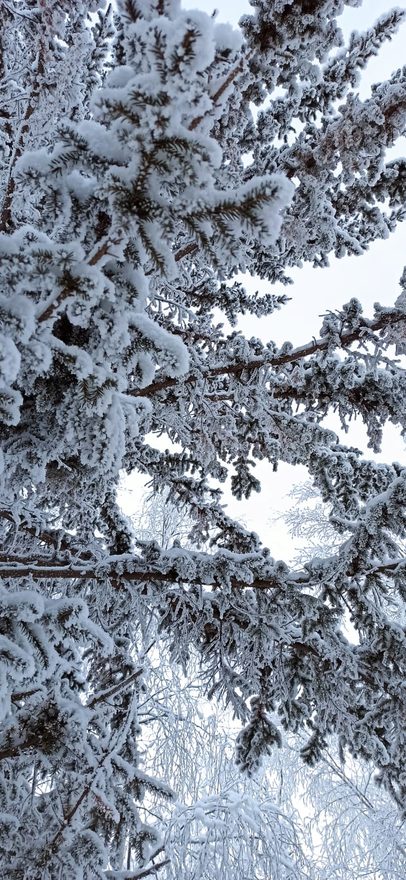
0,509,96,561
0,555,403,588
189,58,244,131
0,23,46,233
0,560,279,588
87,668,143,708
0,737,37,762
129,310,406,398
37,238,118,324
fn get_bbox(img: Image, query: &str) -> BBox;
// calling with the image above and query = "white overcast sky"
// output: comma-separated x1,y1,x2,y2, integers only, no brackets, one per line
121,1,406,561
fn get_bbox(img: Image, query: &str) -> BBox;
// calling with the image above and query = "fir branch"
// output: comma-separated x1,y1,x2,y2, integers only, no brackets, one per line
130,309,406,397
104,860,170,879
189,58,245,131
87,668,143,708
0,554,403,588
0,509,96,561
1,0,36,22
0,18,45,232
37,237,119,323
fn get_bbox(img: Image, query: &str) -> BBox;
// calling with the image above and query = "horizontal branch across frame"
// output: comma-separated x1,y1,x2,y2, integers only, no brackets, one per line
0,554,404,588
130,310,406,398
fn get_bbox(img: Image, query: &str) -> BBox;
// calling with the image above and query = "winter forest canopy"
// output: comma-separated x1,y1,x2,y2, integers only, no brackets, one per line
0,0,406,877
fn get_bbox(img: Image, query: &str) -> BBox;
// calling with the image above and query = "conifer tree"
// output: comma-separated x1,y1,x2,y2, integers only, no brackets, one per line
0,0,405,876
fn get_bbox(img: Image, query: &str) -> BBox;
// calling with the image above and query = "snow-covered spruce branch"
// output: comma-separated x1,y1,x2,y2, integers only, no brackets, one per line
12,29,246,326
189,55,245,131
0,20,46,233
38,226,211,325
6,668,143,715
0,507,98,560
104,860,170,880
130,308,405,398
1,1,406,875
0,670,144,764
0,552,403,586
